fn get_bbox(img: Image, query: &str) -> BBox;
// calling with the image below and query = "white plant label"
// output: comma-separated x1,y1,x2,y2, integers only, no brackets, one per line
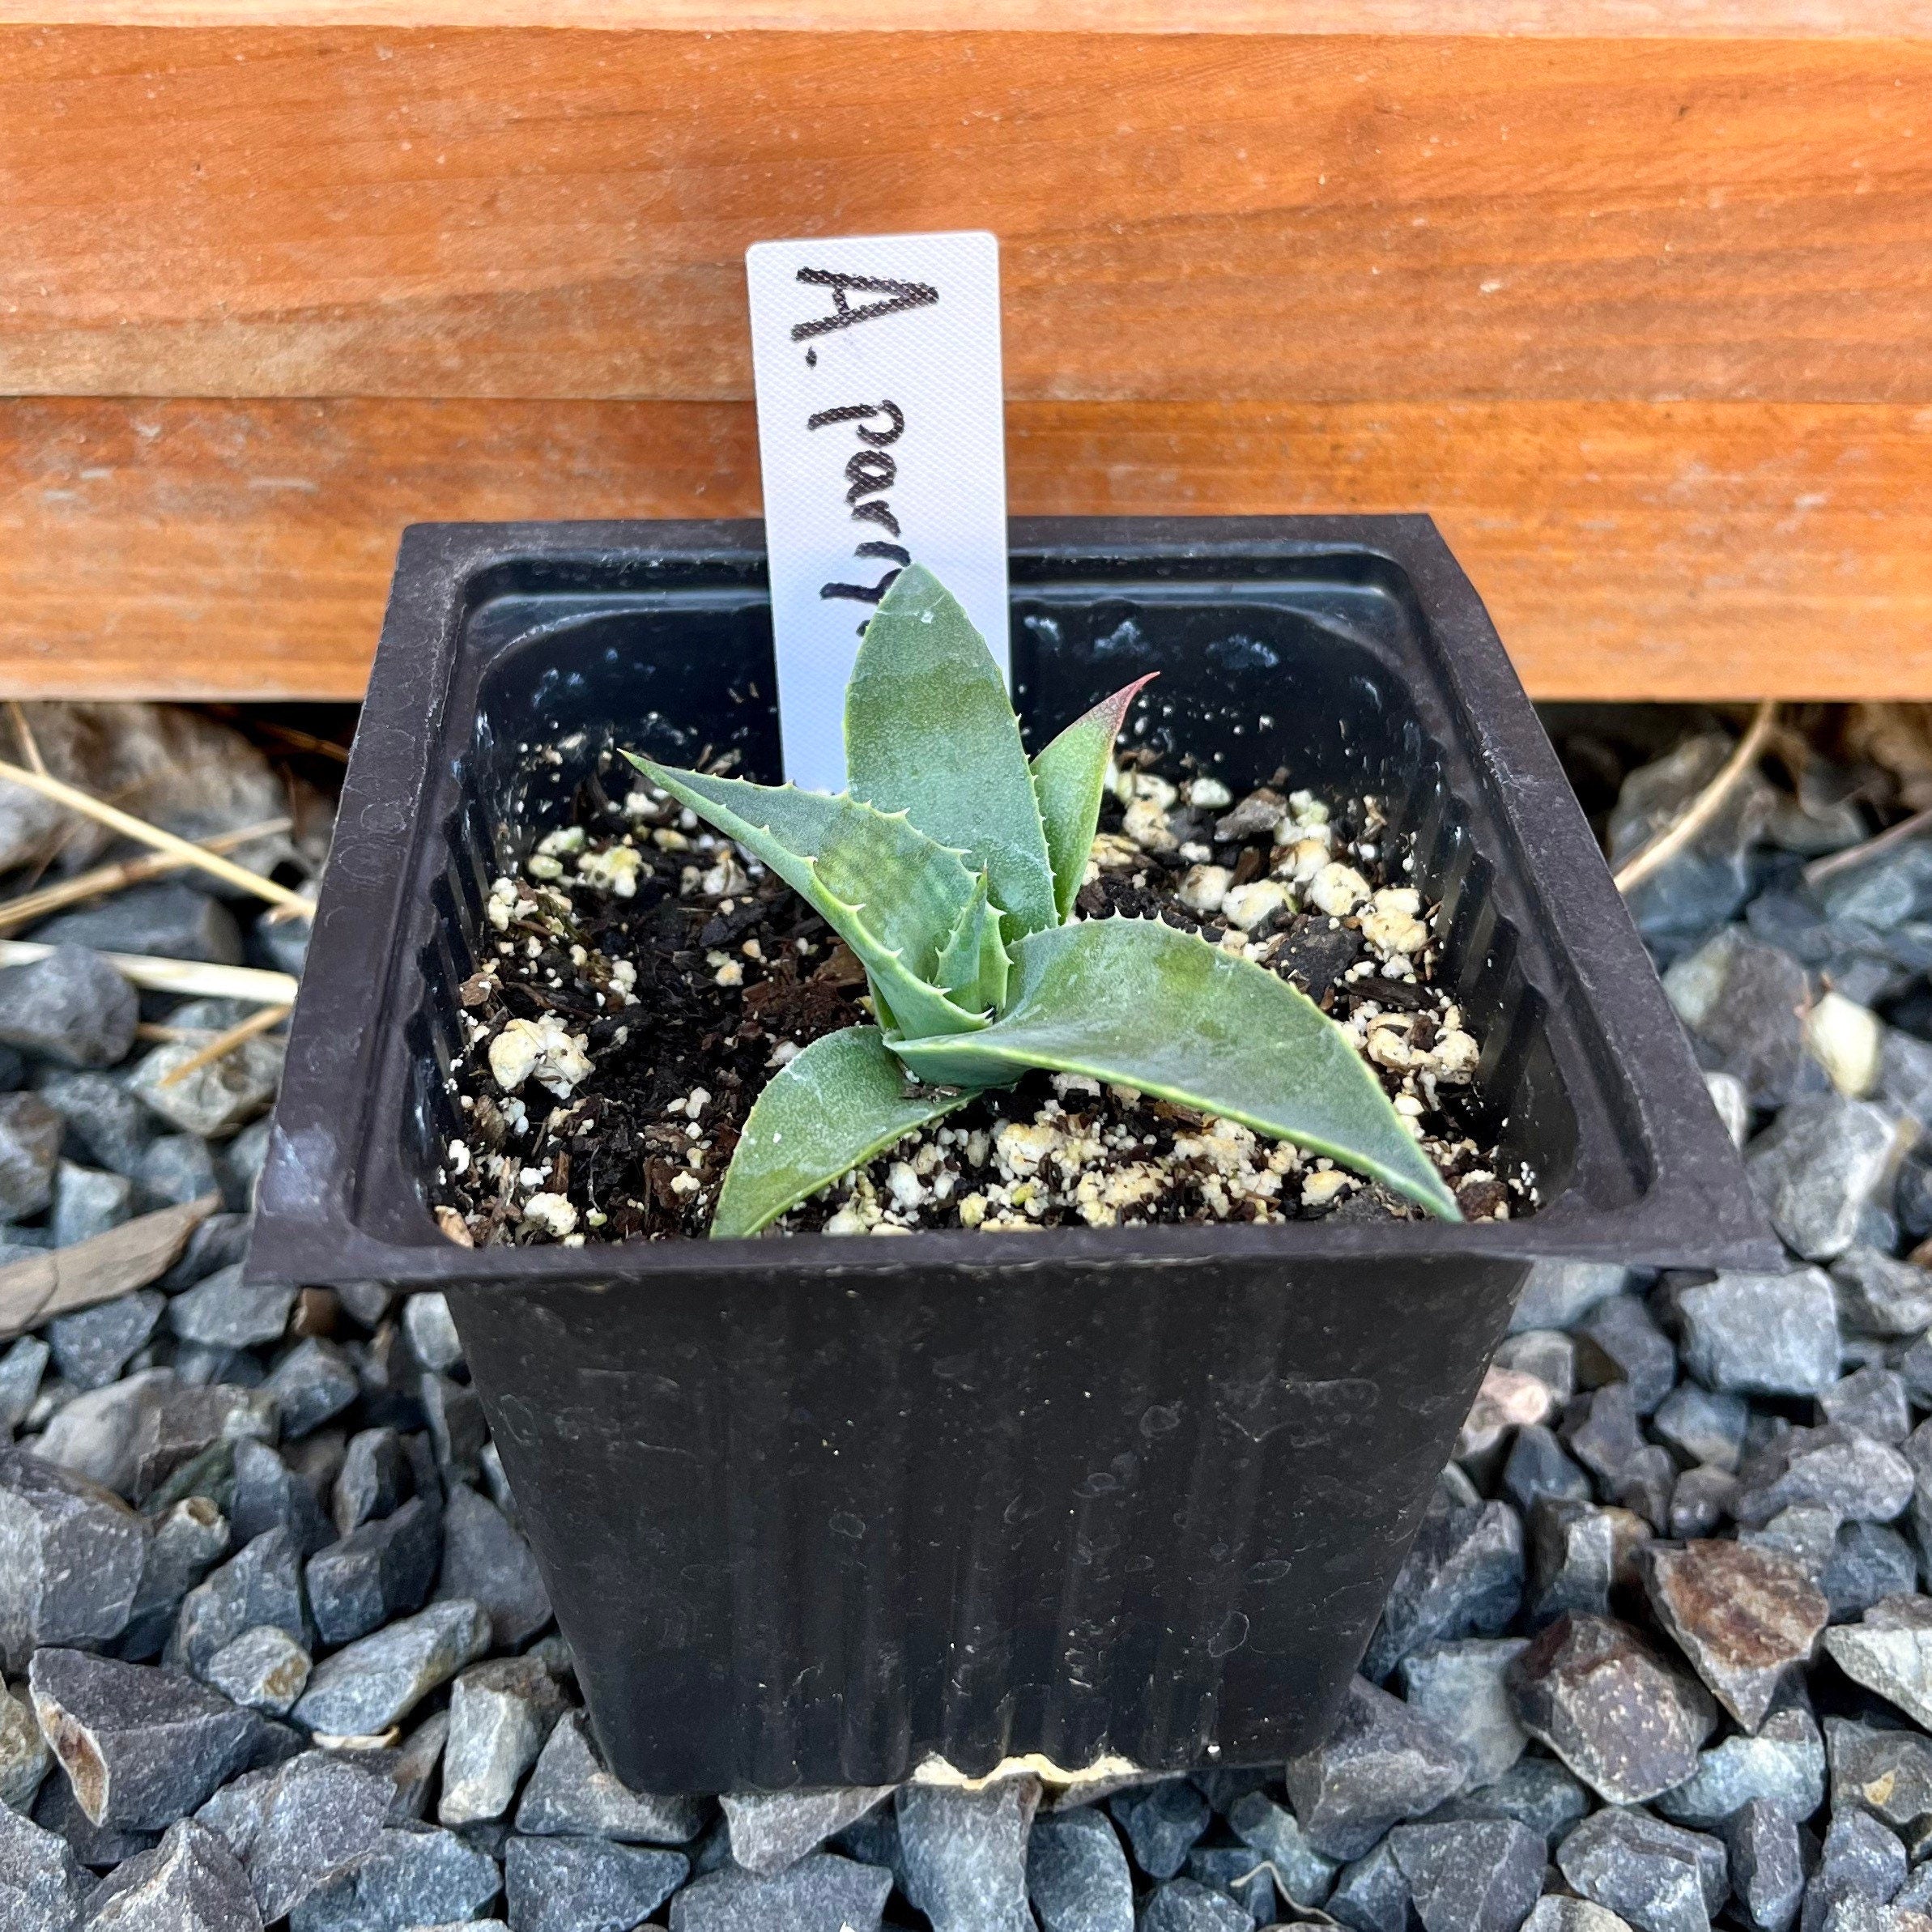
745,229,1008,792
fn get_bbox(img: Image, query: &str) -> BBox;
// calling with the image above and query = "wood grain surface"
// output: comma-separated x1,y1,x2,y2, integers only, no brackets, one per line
2,23,1927,700
6,396,1930,702
3,29,1929,404
6,2,1930,31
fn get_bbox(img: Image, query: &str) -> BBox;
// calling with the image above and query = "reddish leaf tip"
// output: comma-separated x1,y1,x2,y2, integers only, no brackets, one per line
1091,673,1158,731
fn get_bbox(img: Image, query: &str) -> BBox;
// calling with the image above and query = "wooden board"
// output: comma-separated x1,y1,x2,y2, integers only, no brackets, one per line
8,4,1931,34
3,30,1930,405
6,396,1930,702
2,22,1929,701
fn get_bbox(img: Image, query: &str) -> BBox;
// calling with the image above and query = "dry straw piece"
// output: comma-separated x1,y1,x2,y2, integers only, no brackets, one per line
0,817,292,934
6,700,49,777
0,756,313,918
0,940,296,1006
1803,800,1932,890
157,1002,294,1087
1614,700,1778,896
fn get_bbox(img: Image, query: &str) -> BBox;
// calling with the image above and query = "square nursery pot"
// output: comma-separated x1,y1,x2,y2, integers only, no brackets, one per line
251,515,1774,1794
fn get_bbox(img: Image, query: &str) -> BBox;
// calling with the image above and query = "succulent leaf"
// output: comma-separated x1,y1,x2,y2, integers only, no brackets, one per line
710,1024,974,1239
623,754,987,1037
636,569,1464,1234
846,564,1060,940
1030,676,1157,922
803,864,990,1040
889,917,1463,1219
933,870,1011,1016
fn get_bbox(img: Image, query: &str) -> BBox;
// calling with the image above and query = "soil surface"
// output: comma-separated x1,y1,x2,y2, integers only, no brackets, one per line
429,750,1534,1245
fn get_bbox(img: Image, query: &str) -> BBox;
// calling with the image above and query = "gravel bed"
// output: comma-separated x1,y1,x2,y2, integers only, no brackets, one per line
11,700,1932,1930
432,753,1526,1245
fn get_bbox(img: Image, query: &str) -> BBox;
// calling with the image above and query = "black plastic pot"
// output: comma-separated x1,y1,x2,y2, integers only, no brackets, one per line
252,517,1773,1794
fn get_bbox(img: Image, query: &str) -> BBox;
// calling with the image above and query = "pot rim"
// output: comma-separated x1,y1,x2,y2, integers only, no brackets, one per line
251,514,1780,1289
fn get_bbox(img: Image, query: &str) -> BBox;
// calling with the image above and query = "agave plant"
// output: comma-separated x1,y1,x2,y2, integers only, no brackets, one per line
625,564,1462,1236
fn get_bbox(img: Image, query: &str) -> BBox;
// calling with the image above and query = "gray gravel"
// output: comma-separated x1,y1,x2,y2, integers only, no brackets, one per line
720,1782,891,1876
201,1625,310,1717
193,1749,391,1921
26,1649,257,1831
0,947,138,1073
436,1655,566,1826
291,1600,490,1738
0,1452,150,1672
0,1092,64,1224
32,881,245,968
13,705,1932,1930
1027,1807,1134,1932
667,1850,892,1931
897,1778,1040,1932
513,1709,707,1845
0,1801,87,1931
81,1816,262,1931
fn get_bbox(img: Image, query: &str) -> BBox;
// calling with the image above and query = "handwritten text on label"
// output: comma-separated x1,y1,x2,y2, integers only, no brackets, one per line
745,232,1008,793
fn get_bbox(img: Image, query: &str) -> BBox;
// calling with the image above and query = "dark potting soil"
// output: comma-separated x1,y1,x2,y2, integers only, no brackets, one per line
429,751,1535,1245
